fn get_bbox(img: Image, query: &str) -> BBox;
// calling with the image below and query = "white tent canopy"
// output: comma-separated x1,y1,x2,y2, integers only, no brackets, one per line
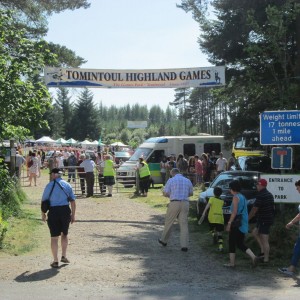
55,138,67,144
110,141,127,147
35,136,55,143
91,140,105,146
79,140,92,146
66,138,77,145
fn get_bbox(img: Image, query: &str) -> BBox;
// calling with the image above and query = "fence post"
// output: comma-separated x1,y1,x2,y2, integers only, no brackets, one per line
135,170,140,195
10,139,16,177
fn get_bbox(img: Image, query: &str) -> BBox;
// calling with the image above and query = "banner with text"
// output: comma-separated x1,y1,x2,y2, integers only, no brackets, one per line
44,66,225,88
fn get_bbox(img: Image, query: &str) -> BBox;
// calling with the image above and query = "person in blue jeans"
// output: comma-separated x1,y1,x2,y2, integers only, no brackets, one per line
278,179,300,276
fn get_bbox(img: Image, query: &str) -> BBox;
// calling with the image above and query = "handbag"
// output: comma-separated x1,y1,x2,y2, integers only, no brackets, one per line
28,159,33,168
231,195,246,229
41,181,56,213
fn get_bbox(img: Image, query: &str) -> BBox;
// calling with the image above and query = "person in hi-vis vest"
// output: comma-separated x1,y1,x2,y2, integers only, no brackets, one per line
101,155,115,197
138,157,151,197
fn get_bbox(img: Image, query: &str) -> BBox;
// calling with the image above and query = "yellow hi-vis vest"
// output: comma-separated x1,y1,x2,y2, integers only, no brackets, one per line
103,160,115,176
139,162,151,178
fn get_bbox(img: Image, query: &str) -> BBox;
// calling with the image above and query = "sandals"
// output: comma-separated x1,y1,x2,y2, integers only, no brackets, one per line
223,263,235,268
50,261,59,268
61,256,70,263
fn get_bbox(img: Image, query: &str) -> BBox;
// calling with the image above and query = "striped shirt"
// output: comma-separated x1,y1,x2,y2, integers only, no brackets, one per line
164,174,193,201
254,188,275,225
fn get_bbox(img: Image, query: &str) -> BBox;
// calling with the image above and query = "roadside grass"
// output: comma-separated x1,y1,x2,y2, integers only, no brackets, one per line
1,210,46,255
0,169,48,256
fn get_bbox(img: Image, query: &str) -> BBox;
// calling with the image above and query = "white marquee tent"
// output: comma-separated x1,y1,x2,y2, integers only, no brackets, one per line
35,136,55,143
55,138,67,144
110,141,128,147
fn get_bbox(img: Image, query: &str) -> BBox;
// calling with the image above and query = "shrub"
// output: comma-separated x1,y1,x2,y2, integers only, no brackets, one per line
0,209,8,247
0,165,26,247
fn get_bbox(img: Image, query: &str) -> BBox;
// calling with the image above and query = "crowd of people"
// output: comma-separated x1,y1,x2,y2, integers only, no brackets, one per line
15,146,298,274
159,167,300,277
159,151,237,186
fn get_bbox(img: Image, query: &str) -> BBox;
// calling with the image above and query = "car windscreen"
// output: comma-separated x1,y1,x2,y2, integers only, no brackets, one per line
211,173,258,191
115,152,131,158
129,148,152,161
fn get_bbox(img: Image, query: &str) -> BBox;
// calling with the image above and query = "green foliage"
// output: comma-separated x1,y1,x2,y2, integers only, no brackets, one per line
0,166,24,219
71,88,101,141
0,165,27,247
0,10,55,140
0,0,90,36
0,209,8,247
179,0,300,140
48,43,86,67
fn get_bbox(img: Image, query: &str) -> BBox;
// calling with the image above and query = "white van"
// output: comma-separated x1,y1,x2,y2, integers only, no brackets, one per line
116,135,230,185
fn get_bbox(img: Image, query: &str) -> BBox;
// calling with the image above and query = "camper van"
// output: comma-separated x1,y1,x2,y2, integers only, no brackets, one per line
116,135,230,185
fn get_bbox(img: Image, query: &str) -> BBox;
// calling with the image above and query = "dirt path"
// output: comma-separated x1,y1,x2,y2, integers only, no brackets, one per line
0,173,299,299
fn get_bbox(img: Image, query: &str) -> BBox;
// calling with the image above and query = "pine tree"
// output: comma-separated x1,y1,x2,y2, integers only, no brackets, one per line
72,88,100,141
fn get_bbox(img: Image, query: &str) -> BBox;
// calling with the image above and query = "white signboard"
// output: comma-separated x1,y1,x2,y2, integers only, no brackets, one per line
261,174,300,203
44,66,225,89
127,121,148,129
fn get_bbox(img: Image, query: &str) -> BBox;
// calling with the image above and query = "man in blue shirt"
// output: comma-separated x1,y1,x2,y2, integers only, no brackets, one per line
158,168,193,252
41,168,76,268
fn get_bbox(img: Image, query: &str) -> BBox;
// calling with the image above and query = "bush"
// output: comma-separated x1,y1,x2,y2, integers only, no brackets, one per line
0,165,26,247
0,209,8,247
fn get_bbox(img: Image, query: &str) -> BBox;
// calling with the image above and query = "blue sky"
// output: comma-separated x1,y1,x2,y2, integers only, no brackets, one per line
46,0,209,110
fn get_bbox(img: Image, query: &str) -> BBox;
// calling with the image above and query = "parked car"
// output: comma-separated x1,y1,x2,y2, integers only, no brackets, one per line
43,150,55,167
232,155,278,173
114,151,131,165
198,171,261,221
0,141,17,167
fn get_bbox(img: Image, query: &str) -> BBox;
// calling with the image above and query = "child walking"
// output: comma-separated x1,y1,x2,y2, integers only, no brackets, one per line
199,186,224,252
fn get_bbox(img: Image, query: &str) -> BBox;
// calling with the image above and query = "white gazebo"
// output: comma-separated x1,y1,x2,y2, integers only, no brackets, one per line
110,141,127,147
66,138,77,145
91,140,105,146
79,140,92,148
55,138,67,145
35,136,55,144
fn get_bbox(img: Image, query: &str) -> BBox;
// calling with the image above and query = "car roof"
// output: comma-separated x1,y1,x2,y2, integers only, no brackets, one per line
219,170,261,175
115,151,131,156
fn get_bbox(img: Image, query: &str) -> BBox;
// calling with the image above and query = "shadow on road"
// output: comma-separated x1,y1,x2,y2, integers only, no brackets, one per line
14,265,68,282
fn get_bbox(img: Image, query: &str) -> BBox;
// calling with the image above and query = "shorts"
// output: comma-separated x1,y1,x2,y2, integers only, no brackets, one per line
256,222,272,235
209,223,224,232
47,205,71,237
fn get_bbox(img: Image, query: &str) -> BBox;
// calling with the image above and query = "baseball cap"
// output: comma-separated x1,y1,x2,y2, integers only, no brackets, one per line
257,178,267,187
50,168,63,174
